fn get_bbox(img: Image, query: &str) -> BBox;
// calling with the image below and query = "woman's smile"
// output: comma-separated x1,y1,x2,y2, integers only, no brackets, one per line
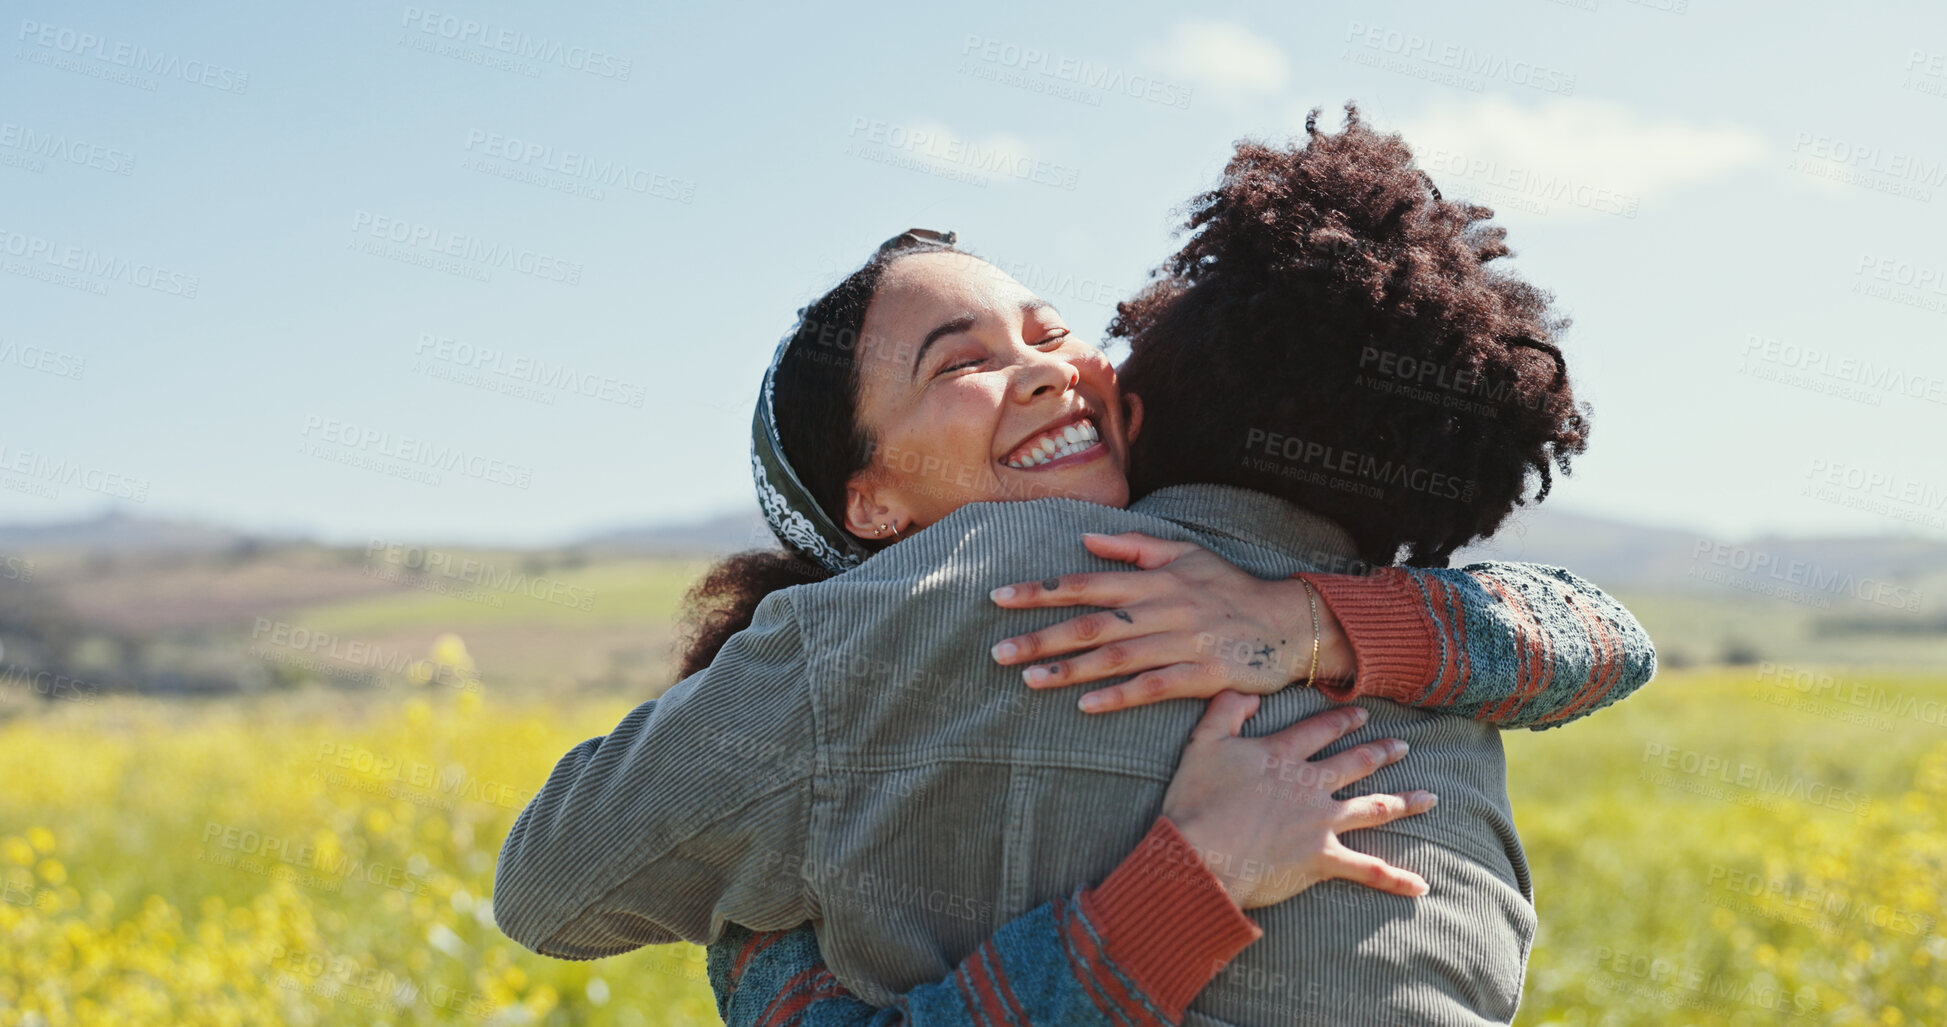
1000,414,1103,470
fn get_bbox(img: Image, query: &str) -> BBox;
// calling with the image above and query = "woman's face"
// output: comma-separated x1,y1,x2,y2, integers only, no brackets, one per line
842,251,1140,539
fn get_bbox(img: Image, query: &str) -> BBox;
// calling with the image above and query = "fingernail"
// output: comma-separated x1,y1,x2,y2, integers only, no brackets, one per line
991,586,1015,601
992,641,1018,662
1024,665,1053,685
1420,792,1439,809
1392,740,1409,759
1079,692,1106,712
1351,707,1369,724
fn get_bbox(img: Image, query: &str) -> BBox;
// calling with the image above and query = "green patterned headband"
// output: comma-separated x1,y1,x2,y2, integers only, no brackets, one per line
750,229,957,574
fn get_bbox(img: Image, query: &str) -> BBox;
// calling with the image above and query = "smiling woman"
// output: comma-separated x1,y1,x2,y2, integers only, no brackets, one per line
840,250,1139,536
678,232,1145,680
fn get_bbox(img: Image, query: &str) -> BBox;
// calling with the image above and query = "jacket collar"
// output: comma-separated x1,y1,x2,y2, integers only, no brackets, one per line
1133,484,1373,573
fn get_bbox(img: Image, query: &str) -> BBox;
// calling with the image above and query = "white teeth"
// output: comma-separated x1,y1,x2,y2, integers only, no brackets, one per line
1003,417,1103,468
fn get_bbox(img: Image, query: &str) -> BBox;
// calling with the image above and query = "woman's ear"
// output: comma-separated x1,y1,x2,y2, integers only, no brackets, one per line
1122,391,1144,446
843,476,912,542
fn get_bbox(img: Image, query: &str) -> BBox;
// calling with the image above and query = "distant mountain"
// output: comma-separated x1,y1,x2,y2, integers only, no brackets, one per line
576,503,1947,602
1455,506,1947,594
0,511,284,556
7,507,1942,600
575,509,773,556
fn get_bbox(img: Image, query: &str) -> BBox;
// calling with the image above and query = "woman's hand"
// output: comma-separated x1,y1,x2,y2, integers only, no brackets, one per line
1162,692,1436,908
988,532,1355,712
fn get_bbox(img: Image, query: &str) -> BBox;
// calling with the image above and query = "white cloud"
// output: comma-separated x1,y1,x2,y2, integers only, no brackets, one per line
843,114,1077,190
905,118,1034,163
1144,20,1289,98
1389,95,1766,218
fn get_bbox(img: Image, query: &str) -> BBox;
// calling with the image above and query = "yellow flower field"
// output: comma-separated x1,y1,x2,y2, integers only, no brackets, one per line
1,661,1941,1025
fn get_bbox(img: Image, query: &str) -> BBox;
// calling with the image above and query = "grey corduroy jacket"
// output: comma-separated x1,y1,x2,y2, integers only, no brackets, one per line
496,485,1654,1026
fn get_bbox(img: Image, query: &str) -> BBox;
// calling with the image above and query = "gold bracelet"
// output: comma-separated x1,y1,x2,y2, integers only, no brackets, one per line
1299,578,1320,689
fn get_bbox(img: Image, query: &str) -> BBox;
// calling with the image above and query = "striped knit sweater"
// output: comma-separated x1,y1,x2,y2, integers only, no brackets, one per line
710,817,1254,1027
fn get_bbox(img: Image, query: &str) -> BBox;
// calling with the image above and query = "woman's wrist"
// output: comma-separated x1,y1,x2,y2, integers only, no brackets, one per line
1267,576,1354,683
1293,570,1439,703
1078,817,1263,1018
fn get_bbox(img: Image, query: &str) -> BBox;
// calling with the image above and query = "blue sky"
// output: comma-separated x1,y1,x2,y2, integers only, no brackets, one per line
3,0,1944,546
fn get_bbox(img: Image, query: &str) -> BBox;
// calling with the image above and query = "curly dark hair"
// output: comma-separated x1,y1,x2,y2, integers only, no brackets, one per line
1112,104,1591,568
675,235,962,679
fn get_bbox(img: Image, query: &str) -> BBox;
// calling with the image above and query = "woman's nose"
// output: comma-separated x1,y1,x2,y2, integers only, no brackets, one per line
1016,347,1080,400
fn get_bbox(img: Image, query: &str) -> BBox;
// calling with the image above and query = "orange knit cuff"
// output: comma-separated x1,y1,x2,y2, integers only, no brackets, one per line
1296,569,1440,705
1077,816,1263,1019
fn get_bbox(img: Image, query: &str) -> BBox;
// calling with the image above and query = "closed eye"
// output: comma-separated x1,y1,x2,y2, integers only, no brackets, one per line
936,329,1068,377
